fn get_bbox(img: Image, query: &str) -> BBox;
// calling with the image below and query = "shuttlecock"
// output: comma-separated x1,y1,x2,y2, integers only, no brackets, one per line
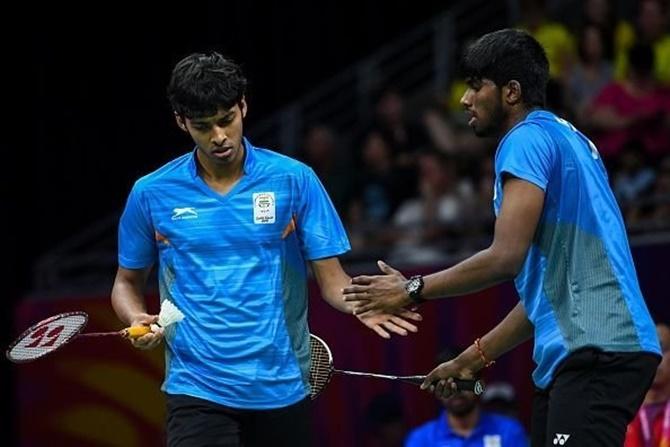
151,300,185,333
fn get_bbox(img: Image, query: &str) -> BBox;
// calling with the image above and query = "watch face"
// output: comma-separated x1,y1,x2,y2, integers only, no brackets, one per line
407,278,420,293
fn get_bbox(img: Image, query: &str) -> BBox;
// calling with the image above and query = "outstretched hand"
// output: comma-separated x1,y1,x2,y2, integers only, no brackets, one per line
343,260,412,314
356,307,423,339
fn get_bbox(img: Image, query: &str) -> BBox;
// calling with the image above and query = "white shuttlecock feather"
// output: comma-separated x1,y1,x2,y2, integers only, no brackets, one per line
151,300,185,333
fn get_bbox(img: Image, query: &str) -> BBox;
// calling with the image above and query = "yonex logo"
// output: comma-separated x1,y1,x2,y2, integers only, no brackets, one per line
172,207,198,220
553,433,570,445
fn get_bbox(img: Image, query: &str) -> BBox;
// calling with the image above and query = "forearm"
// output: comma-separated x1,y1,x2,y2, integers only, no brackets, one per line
320,272,353,313
422,247,517,301
111,268,151,325
311,257,353,313
458,302,533,370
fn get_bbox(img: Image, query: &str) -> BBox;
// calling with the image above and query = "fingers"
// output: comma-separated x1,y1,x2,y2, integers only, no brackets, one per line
381,320,408,336
342,284,370,294
130,330,163,350
389,316,418,333
350,276,373,285
371,325,391,339
344,293,371,304
395,308,423,321
377,260,401,276
421,369,439,390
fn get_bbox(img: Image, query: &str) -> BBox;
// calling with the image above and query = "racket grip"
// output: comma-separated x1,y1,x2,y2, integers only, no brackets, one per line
454,379,485,395
123,326,152,339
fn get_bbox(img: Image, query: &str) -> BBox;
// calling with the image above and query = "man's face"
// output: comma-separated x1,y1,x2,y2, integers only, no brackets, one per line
178,99,247,168
460,78,505,138
441,391,478,417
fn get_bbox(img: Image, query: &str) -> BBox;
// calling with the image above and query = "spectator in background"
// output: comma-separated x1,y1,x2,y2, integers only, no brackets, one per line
625,323,670,447
404,347,528,447
348,130,406,254
566,24,614,124
587,43,670,162
577,0,635,64
647,157,670,230
388,151,473,265
519,0,576,81
297,124,353,216
612,140,656,215
614,0,670,84
368,87,430,167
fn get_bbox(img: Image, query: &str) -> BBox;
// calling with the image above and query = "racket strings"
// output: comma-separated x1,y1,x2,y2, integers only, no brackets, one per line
7,313,87,362
309,337,333,398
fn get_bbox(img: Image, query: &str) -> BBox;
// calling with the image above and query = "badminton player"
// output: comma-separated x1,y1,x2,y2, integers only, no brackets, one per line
343,29,661,446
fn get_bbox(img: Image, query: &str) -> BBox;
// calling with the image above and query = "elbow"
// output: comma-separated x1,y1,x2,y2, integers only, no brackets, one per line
488,246,526,280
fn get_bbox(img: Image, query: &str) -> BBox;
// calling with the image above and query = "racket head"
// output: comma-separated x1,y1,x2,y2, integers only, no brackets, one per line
309,333,335,400
6,311,88,363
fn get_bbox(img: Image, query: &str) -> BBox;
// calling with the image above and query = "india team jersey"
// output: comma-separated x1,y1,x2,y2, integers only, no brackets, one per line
118,138,350,408
493,110,660,388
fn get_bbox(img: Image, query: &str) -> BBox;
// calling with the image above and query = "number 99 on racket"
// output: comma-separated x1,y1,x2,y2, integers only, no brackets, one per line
6,311,153,363
308,334,484,399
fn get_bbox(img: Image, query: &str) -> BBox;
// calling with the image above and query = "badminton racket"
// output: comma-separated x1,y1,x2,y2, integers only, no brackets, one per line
6,300,185,363
309,333,484,399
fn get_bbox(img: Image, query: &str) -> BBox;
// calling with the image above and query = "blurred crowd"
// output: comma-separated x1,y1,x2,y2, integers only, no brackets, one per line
296,0,670,266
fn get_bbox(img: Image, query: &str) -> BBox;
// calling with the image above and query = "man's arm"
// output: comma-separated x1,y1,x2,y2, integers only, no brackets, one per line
111,266,162,349
422,301,533,395
310,257,422,338
343,177,545,313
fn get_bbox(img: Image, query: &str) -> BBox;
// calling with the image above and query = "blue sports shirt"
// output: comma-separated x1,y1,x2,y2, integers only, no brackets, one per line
493,110,660,388
118,138,350,408
405,410,528,447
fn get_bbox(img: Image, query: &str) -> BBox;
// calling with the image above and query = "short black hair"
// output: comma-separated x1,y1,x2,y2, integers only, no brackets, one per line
167,52,247,119
461,28,549,108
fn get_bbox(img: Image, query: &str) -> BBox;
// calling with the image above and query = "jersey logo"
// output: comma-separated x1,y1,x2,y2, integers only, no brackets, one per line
171,207,198,220
484,434,501,447
553,433,570,445
253,192,276,224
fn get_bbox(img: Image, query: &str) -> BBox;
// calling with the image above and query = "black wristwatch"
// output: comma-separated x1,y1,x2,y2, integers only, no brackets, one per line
405,275,425,305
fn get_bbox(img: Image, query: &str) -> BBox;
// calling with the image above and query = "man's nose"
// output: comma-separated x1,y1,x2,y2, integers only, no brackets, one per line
460,90,472,108
211,125,227,145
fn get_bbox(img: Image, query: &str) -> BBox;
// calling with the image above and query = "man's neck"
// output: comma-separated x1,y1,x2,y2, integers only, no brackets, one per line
196,149,245,194
446,408,480,437
500,106,537,138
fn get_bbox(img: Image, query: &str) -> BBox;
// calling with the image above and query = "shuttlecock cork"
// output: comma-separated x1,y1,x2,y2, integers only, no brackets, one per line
150,300,185,333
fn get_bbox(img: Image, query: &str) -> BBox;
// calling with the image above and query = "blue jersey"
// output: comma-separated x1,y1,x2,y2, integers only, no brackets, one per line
405,410,528,447
118,138,350,409
493,110,660,388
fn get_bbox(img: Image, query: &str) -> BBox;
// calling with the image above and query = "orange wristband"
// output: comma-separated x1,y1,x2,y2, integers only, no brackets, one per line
474,337,495,368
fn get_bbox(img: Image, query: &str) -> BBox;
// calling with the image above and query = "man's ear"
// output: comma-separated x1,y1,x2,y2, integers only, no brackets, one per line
239,97,247,119
174,113,188,132
504,80,522,106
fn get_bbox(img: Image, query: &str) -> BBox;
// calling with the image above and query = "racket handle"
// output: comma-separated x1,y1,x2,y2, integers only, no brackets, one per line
122,326,152,339
454,379,485,395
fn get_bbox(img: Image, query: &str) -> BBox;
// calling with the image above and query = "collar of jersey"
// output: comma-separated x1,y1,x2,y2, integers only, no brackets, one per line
187,136,257,180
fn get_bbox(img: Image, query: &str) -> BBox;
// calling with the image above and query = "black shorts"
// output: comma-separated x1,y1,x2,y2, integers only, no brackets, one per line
530,348,660,447
166,393,312,447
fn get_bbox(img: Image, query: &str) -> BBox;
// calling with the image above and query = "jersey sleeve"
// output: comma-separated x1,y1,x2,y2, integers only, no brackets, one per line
496,123,555,191
118,182,156,269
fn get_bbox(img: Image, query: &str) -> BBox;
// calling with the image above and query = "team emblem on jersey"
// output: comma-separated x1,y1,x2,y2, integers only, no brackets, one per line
171,207,198,220
253,192,276,224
